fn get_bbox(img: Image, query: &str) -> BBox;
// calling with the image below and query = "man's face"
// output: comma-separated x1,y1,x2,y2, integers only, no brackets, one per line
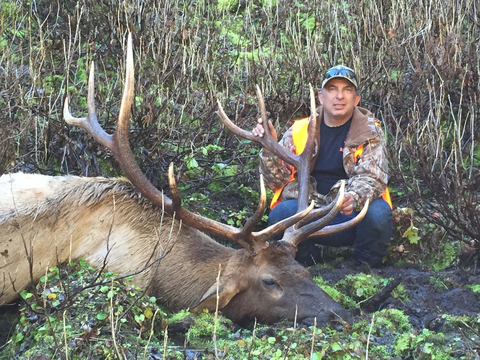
318,78,360,122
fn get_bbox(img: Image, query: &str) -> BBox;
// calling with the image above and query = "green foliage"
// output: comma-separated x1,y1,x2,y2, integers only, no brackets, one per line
394,207,421,244
4,259,479,359
390,206,466,270
217,0,239,11
395,329,452,359
167,309,192,323
428,274,463,292
467,284,480,293
431,242,458,271
336,273,386,302
3,259,170,359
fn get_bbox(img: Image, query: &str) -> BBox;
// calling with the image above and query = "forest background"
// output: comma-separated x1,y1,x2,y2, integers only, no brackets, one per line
0,0,479,358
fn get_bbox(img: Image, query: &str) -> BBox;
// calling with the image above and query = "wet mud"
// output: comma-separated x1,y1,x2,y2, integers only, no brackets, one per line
313,262,480,331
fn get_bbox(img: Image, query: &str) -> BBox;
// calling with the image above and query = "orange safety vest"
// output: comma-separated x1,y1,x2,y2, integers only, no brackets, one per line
269,118,393,210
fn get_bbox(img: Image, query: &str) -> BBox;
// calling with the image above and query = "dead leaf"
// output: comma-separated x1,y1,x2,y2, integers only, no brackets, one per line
388,27,395,39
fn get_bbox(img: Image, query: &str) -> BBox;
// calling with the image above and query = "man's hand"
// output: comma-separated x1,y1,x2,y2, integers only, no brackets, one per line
252,118,278,140
340,192,355,216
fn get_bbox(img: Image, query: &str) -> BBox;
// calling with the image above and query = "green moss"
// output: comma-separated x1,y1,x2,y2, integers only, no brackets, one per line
186,310,234,339
313,276,357,309
369,345,391,358
167,309,193,323
467,284,480,293
217,0,239,11
377,309,412,333
335,273,409,304
395,329,454,359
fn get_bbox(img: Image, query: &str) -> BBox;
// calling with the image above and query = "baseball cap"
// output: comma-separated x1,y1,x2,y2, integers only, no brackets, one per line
321,65,358,89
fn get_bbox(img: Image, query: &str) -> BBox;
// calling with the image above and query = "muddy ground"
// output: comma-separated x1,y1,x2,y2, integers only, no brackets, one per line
311,261,480,331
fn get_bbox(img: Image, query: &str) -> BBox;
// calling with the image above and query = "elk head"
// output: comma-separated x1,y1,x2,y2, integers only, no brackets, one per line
64,33,368,326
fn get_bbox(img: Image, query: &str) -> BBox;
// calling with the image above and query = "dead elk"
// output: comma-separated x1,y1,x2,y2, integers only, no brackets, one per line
0,34,368,326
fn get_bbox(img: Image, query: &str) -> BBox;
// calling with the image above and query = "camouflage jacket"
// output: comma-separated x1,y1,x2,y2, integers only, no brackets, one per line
259,106,388,210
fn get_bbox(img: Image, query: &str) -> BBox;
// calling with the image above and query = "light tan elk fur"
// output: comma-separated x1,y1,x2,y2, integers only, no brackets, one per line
0,174,225,308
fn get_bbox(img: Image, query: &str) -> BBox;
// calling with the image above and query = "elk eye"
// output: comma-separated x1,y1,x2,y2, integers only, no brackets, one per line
262,277,277,288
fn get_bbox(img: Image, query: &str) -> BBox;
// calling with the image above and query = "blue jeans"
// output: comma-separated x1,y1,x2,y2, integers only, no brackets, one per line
268,198,393,267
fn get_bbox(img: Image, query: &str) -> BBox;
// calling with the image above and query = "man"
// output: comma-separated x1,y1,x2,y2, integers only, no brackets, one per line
252,65,392,267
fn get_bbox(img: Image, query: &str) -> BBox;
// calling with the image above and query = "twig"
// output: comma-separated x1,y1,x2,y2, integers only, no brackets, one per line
90,194,117,286
365,314,376,359
246,318,258,360
310,317,317,360
9,174,42,307
63,310,69,360
460,320,480,340
360,277,402,312
142,309,159,360
41,264,65,358
293,304,298,332
110,278,124,360
213,264,221,360
163,326,169,359
43,265,49,309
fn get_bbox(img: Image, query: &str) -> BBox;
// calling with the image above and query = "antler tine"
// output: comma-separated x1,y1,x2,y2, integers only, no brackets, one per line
64,62,114,150
282,181,345,247
64,33,173,213
216,88,300,169
111,34,173,212
241,174,267,237
167,163,257,252
243,175,313,252
252,201,315,244
256,84,269,127
308,199,369,238
295,200,337,228
295,84,320,212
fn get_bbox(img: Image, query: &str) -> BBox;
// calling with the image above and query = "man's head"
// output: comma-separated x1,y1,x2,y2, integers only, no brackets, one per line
319,65,361,125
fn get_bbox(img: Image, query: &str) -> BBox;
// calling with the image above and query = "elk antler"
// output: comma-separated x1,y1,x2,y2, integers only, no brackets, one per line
64,33,173,213
63,33,314,254
168,163,315,253
216,84,370,250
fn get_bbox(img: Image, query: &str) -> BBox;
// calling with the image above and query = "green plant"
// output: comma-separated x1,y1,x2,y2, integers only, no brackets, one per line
4,259,169,359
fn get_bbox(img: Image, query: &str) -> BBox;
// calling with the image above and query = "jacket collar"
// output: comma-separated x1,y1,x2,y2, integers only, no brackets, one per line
316,105,379,148
345,107,379,147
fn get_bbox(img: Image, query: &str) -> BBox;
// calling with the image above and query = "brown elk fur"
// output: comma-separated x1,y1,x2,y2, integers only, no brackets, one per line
0,173,351,325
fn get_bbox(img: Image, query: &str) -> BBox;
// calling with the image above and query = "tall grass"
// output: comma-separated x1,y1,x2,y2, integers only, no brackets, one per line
0,0,478,243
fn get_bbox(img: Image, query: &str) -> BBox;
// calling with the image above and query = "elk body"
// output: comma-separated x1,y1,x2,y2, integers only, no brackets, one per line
0,34,368,326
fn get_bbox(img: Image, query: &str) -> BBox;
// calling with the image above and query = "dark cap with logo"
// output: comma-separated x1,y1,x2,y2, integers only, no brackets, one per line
321,65,358,89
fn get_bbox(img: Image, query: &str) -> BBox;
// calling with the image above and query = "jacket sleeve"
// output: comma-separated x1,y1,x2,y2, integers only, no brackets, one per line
329,128,389,210
346,131,389,209
258,126,296,191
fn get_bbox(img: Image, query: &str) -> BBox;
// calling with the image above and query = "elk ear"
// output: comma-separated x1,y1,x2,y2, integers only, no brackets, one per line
190,281,240,313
